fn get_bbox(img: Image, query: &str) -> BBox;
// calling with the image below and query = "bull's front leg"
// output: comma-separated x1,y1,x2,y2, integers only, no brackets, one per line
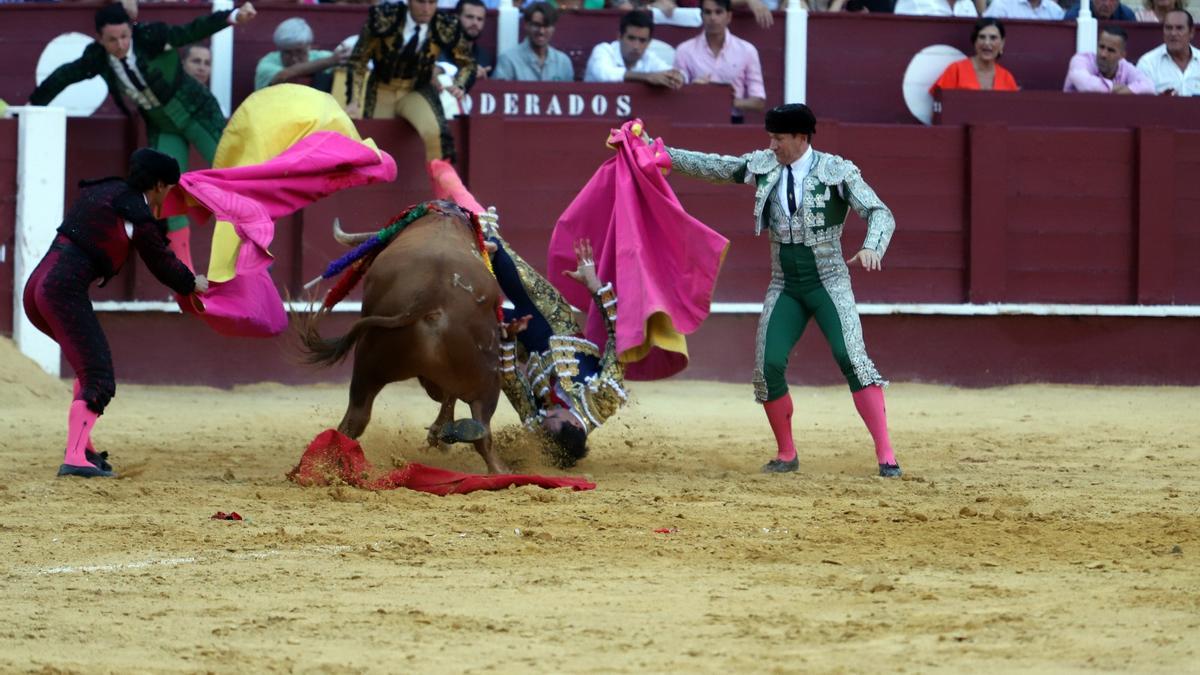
426,398,456,448
469,395,508,474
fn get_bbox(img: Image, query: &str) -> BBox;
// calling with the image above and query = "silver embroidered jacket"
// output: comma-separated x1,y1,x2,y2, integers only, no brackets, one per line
498,282,627,434
666,147,895,255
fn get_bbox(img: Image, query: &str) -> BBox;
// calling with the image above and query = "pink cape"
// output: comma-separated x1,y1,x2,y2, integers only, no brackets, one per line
161,131,397,337
287,429,597,495
548,121,729,381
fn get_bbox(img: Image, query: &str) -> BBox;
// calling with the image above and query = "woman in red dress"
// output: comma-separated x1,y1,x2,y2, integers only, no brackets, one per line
931,18,1019,93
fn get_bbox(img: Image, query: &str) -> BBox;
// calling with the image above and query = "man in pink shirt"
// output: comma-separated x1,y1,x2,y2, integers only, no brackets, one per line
673,0,766,123
1064,26,1156,94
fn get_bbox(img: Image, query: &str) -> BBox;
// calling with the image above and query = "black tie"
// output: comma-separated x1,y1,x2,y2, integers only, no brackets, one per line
786,166,797,216
120,57,147,91
400,26,421,60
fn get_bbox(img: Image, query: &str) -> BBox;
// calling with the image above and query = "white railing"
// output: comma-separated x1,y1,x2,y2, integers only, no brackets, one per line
11,106,66,377
210,0,235,118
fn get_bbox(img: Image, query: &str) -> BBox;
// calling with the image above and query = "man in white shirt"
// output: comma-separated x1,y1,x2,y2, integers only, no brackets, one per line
584,10,684,89
983,0,1065,20
1136,9,1200,96
894,0,981,17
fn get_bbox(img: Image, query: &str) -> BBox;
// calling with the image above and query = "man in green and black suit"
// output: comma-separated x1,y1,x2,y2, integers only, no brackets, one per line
29,1,258,267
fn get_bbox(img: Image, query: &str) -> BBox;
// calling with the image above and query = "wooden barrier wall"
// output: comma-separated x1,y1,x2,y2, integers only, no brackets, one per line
3,112,1197,334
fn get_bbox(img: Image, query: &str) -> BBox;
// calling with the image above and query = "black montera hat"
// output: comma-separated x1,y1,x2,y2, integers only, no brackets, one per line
128,148,181,188
765,103,817,136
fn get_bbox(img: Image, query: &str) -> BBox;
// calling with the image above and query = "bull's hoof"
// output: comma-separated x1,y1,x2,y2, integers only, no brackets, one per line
57,463,115,478
438,419,487,445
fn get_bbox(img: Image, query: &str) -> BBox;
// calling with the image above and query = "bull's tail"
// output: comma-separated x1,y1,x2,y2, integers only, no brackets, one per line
295,307,423,368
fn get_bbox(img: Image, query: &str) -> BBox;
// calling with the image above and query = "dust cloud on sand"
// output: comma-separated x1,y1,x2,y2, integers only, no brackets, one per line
0,338,1196,672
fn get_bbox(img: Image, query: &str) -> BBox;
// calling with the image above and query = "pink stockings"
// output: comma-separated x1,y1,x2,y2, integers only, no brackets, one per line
763,385,898,466
852,384,896,466
762,394,797,462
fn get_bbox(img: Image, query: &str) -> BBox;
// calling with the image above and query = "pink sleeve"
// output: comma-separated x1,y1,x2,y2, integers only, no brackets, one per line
745,45,766,100
1065,53,1109,93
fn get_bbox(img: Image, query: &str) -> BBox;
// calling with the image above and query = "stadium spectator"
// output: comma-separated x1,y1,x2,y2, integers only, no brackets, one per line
1064,26,1155,93
255,17,349,91
344,0,476,162
1136,8,1200,94
1136,0,1189,22
930,18,1020,92
894,0,981,17
983,0,1065,20
180,44,211,86
28,2,257,266
1065,0,1137,20
674,0,766,122
584,10,684,88
493,2,575,81
451,0,493,84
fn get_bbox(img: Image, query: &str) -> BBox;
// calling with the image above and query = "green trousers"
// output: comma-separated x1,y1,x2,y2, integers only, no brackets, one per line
144,98,224,232
753,241,885,402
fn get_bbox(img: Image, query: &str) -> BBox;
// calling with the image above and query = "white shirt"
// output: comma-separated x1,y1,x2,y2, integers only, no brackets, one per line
894,0,978,17
583,40,674,83
983,0,1065,19
1136,43,1200,97
776,147,815,217
402,13,429,48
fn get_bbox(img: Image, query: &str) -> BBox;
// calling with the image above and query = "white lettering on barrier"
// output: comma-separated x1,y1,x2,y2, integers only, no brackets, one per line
524,93,541,115
461,91,637,117
615,94,631,117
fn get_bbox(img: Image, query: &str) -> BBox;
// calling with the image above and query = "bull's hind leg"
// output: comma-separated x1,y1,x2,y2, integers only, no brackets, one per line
338,363,387,440
468,395,507,474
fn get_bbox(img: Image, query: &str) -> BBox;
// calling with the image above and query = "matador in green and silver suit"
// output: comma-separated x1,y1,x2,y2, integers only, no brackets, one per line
661,104,902,477
29,2,255,267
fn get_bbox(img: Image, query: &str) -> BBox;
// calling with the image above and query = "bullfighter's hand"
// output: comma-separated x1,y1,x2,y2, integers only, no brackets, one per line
501,315,532,339
846,249,881,272
193,274,209,293
333,44,352,64
563,239,602,292
447,85,465,101
235,2,257,24
484,240,498,253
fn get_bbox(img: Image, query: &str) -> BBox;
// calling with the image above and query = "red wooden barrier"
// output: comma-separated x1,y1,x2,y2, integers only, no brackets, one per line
935,89,1200,130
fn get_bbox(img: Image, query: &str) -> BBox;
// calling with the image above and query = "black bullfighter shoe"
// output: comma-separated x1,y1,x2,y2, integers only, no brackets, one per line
86,449,112,472
878,463,902,478
58,463,115,478
761,457,799,473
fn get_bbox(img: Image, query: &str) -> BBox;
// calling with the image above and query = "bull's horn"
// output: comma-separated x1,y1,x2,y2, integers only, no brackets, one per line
333,218,375,246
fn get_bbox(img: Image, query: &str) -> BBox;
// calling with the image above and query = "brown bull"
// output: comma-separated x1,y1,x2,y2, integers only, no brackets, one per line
297,201,508,473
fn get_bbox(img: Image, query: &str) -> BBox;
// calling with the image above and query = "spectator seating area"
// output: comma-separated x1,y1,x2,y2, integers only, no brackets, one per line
0,3,1184,124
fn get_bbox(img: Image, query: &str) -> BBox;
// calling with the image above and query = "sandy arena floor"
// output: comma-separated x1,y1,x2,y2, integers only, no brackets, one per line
1,338,1197,674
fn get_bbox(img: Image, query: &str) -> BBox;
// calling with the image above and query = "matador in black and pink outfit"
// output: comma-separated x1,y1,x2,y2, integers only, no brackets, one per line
23,149,205,478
